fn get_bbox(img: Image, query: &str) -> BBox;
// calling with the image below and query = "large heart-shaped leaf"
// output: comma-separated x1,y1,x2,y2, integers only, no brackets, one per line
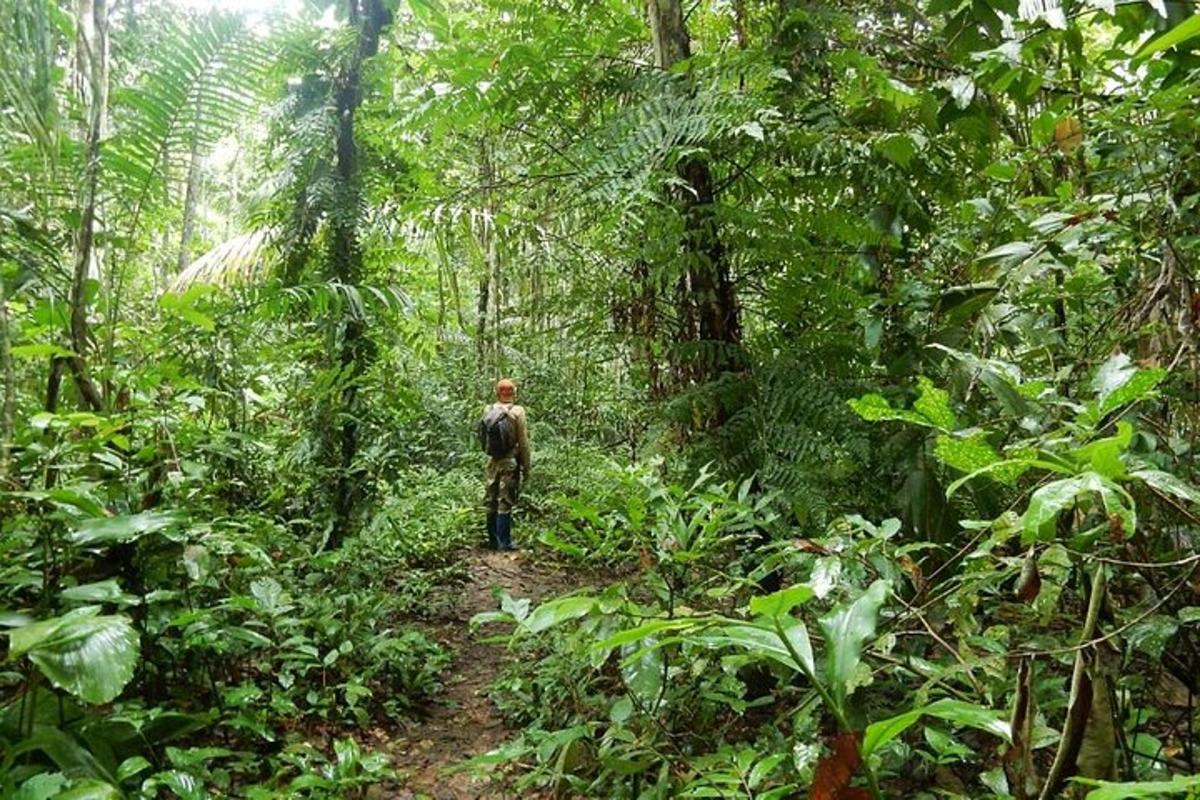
9,607,139,704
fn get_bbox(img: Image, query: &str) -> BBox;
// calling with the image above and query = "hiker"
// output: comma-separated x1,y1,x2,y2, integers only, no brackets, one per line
478,378,531,551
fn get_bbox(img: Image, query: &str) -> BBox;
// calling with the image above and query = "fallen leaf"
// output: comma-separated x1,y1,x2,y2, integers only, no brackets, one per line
811,731,864,800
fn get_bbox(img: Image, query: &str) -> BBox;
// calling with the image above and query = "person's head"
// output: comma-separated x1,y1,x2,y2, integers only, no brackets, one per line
495,378,516,402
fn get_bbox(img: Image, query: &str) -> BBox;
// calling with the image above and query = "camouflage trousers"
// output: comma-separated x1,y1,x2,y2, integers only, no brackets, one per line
484,457,521,513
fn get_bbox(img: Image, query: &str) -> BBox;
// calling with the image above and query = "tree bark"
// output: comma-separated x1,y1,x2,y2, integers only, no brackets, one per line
326,0,390,546
176,126,203,275
66,0,108,412
646,0,742,388
475,141,502,375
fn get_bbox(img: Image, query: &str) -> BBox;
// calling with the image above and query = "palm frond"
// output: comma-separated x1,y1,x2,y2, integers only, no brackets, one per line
168,228,276,292
104,13,275,235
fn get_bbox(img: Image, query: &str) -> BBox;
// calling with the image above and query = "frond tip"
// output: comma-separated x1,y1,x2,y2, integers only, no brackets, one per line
168,229,276,292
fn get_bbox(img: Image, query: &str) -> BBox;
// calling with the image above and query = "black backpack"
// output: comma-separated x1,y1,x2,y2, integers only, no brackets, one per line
478,404,517,457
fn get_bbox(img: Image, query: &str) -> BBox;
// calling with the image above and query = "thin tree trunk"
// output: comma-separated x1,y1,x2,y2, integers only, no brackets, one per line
66,0,108,412
475,143,494,373
1,281,13,482
326,0,390,546
176,127,203,275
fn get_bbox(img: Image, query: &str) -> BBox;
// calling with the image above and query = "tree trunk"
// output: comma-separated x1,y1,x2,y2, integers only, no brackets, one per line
1,280,13,483
65,0,108,412
475,141,502,375
176,127,203,275
646,0,742,390
326,0,390,547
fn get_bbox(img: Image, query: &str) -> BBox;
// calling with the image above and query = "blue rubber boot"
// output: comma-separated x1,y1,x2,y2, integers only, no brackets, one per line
496,513,517,551
486,512,499,550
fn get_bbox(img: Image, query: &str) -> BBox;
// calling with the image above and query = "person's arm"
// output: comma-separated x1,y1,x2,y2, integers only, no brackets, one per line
516,407,532,476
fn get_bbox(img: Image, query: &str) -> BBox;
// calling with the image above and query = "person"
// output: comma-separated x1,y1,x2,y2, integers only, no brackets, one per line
481,378,530,551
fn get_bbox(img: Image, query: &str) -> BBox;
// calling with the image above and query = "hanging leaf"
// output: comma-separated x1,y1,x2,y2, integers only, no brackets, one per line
1006,657,1039,800
8,607,139,704
1132,469,1200,505
1014,546,1042,603
1075,656,1117,782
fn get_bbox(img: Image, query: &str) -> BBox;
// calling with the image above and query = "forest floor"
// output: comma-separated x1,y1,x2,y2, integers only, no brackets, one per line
364,549,576,799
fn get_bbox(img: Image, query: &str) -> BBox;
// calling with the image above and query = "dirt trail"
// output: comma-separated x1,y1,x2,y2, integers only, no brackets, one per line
378,549,574,799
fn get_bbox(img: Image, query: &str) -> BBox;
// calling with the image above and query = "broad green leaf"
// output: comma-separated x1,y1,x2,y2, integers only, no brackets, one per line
700,618,815,675
978,241,1034,264
934,433,1000,474
116,756,153,781
56,781,122,800
7,488,108,517
60,580,140,607
250,577,286,614
14,772,69,800
818,580,890,706
776,616,816,676
1133,14,1200,63
594,618,694,650
849,378,956,432
621,639,663,708
69,512,181,546
500,592,530,622
946,456,1067,497
749,584,815,618
1021,472,1135,543
9,727,115,783
1076,772,1200,799
847,393,927,426
1071,422,1133,479
863,698,1011,756
1099,368,1165,414
1132,469,1200,505
913,377,957,431
10,343,75,359
523,595,597,633
1090,353,1164,412
8,607,139,704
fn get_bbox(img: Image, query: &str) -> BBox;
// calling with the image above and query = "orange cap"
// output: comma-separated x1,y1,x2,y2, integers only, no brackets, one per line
495,379,516,399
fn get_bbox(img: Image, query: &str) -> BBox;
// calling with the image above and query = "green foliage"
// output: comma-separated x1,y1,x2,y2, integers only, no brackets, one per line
3,0,1200,796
